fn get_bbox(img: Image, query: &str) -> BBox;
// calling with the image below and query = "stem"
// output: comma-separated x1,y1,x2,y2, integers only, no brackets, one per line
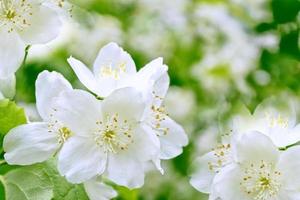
0,160,6,165
21,45,31,68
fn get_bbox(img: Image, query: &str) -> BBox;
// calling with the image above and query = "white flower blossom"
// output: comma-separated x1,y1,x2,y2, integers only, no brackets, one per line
0,0,62,77
232,99,300,148
53,87,160,188
212,131,300,200
67,42,188,173
3,70,73,165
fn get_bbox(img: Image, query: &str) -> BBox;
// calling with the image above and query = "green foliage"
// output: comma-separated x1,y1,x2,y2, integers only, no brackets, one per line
43,161,89,200
0,99,26,135
0,161,89,200
114,186,138,200
2,164,52,200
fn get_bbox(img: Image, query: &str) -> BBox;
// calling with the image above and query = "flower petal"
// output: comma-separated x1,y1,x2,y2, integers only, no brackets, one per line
0,31,25,77
232,131,279,165
18,4,62,44
0,74,16,99
277,146,300,191
36,70,72,120
3,122,59,165
190,152,220,193
125,124,160,162
106,153,145,189
58,136,107,183
159,116,188,159
53,89,102,135
67,57,103,96
84,178,117,200
212,164,251,200
101,87,145,122
93,42,136,76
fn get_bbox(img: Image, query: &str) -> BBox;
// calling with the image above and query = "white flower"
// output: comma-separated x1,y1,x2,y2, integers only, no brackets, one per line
67,42,188,172
0,0,62,77
190,135,233,193
84,178,117,200
232,99,300,148
3,70,73,165
68,42,170,98
67,42,137,97
53,87,160,188
212,131,300,200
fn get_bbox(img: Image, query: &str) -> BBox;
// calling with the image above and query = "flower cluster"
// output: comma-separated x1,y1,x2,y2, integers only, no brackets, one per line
190,101,300,200
3,42,188,199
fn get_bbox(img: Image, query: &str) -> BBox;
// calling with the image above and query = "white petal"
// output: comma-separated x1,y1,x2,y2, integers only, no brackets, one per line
93,42,136,76
232,131,279,165
159,117,188,159
212,164,251,200
3,122,59,165
53,89,102,135
136,59,169,109
138,58,168,83
277,146,300,190
268,125,300,148
84,178,117,200
58,136,107,183
125,124,160,162
36,70,72,120
190,152,219,193
0,31,25,77
0,74,16,99
106,154,145,189
152,158,164,174
67,57,103,96
18,5,61,44
101,87,145,121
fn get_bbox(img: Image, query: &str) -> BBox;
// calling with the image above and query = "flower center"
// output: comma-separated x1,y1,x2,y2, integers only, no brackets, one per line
265,112,289,128
95,114,134,153
99,61,127,80
0,0,32,33
48,109,73,144
240,161,281,200
58,127,73,143
5,9,15,19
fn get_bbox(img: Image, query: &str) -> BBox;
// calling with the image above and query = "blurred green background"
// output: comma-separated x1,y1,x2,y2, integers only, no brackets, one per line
14,0,300,199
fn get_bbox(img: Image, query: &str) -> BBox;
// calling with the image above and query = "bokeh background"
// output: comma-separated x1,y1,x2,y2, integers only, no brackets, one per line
14,0,300,199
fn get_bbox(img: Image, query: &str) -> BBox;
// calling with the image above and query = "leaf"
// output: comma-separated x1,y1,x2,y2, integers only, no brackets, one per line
43,160,89,200
0,99,27,135
3,164,53,200
114,186,138,200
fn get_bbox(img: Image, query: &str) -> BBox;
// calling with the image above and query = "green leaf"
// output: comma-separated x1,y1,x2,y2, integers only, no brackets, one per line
0,99,27,135
115,186,138,200
2,164,53,200
43,161,89,200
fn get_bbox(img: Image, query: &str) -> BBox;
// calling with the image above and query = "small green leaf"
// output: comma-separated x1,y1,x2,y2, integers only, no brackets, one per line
3,164,53,200
115,186,138,200
43,160,89,200
0,99,27,135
